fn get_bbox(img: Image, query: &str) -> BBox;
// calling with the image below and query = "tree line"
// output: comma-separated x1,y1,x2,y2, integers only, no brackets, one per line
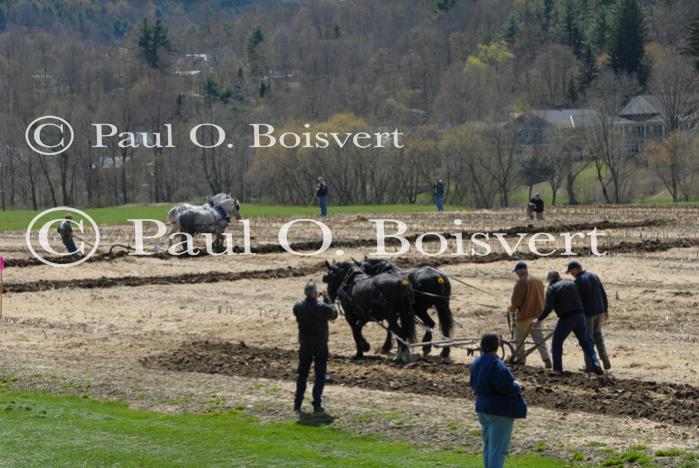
0,0,698,210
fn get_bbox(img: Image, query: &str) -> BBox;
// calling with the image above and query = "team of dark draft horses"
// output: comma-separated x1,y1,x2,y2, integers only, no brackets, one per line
322,258,454,363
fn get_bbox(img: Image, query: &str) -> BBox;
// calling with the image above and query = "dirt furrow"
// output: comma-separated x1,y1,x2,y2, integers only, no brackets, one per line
7,218,675,268
141,340,699,427
6,237,699,293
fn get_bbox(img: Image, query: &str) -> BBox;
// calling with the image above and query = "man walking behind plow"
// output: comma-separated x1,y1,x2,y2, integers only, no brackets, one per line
508,262,552,368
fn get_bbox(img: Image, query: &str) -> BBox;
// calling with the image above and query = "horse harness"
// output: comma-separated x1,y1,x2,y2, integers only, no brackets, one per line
335,286,410,347
208,200,231,228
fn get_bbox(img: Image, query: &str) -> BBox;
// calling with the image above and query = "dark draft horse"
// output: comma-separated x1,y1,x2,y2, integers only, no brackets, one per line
322,261,416,363
360,258,454,358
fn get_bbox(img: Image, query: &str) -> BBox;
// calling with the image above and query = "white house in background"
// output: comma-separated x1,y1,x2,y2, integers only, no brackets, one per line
510,97,697,158
509,109,598,158
617,94,698,155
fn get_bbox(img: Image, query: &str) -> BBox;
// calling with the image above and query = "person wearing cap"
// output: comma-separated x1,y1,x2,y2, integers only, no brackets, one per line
508,261,552,368
58,214,78,254
566,260,611,371
293,280,338,413
528,193,544,221
470,332,527,468
433,178,445,212
535,271,603,374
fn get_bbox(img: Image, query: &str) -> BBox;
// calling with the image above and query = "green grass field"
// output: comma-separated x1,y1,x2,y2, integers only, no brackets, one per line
0,203,455,231
3,196,697,232
0,391,566,467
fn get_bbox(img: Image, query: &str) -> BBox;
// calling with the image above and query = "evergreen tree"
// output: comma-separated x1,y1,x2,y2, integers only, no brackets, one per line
578,42,598,92
593,9,609,52
559,0,583,57
541,0,555,34
137,19,172,69
247,25,264,58
434,0,457,13
503,15,518,46
202,76,233,104
682,14,699,71
246,25,265,75
608,0,646,80
567,76,579,105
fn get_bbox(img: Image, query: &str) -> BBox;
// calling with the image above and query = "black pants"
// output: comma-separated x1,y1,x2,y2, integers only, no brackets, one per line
295,342,328,409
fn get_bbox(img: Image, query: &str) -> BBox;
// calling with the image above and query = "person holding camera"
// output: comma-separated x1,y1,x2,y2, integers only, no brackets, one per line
293,280,338,413
470,332,527,468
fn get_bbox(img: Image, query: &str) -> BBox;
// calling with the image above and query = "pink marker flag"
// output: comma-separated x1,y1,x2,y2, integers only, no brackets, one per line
0,256,4,270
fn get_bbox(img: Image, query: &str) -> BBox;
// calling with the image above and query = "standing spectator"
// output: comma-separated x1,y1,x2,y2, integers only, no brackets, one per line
293,280,338,413
566,260,611,371
528,193,544,221
536,271,603,375
433,178,445,212
315,176,328,217
58,214,78,254
508,261,552,368
470,332,527,468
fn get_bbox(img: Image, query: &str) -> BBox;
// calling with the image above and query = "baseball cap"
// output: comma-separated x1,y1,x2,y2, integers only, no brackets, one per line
565,260,582,273
512,261,528,272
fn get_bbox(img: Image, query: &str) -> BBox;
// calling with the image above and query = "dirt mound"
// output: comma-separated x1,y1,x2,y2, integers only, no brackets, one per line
8,235,699,294
5,264,323,293
5,248,133,268
142,340,699,427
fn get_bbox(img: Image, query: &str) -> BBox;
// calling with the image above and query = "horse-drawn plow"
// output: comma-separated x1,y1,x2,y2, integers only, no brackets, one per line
401,312,555,363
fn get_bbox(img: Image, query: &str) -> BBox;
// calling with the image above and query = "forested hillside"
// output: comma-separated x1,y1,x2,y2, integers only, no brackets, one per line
1,0,698,209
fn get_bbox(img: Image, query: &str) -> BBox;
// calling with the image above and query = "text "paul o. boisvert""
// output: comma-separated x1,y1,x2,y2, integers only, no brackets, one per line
91,123,404,150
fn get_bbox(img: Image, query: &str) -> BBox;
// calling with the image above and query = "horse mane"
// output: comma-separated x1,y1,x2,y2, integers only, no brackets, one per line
341,264,364,283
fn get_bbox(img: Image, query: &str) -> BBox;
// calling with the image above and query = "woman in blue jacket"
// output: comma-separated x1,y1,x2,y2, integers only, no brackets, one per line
469,333,527,468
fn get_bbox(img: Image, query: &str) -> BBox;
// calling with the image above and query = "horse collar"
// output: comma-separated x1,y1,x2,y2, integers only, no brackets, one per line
213,204,230,223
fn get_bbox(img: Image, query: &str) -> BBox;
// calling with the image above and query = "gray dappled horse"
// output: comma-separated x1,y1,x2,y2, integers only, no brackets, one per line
166,193,241,251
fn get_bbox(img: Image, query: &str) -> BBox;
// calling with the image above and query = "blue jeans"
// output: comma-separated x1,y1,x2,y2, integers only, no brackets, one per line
552,313,598,372
477,412,513,468
434,195,444,212
295,342,329,409
62,237,78,254
319,195,328,216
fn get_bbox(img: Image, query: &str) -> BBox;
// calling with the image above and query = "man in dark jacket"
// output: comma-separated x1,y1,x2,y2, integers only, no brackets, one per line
536,271,602,375
528,193,544,221
293,280,338,413
567,260,611,370
58,214,78,254
433,178,445,212
315,176,328,216
470,333,526,468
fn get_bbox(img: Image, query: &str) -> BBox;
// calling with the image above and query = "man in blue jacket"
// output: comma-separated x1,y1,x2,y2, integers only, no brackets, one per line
566,260,611,371
433,178,445,212
315,176,328,216
470,333,526,468
535,271,603,375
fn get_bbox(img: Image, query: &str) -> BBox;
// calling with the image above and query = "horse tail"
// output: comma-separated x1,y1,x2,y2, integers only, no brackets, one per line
435,273,453,338
398,279,416,344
